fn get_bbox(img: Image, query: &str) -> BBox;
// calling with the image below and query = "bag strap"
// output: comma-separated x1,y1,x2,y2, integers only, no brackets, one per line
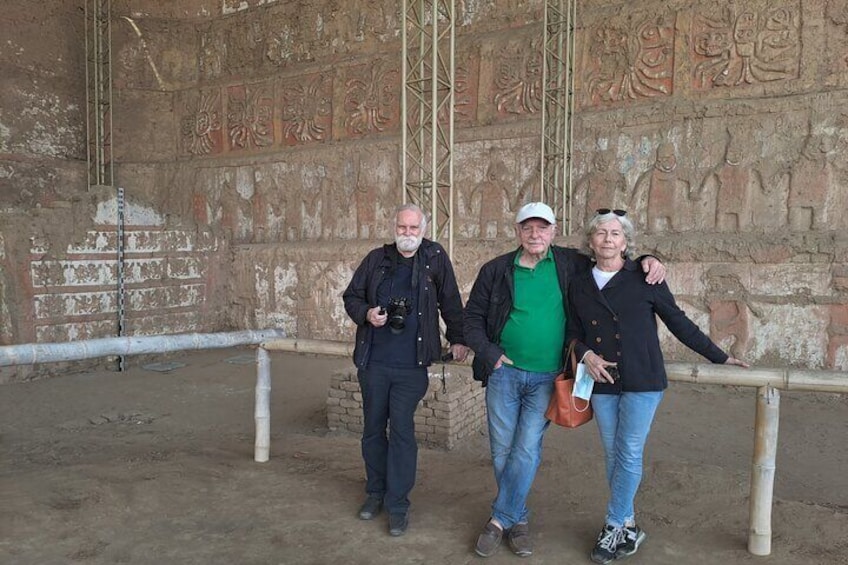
565,338,578,377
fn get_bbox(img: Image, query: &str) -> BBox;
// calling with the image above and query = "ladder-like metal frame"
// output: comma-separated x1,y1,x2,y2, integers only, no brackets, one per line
540,0,577,233
85,0,114,189
85,0,124,367
401,0,455,254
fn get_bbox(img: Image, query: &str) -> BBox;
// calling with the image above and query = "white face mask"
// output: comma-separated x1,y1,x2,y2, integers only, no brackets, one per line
572,362,594,401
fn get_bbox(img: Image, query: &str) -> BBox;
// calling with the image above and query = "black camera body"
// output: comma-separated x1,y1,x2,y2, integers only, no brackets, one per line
385,296,412,334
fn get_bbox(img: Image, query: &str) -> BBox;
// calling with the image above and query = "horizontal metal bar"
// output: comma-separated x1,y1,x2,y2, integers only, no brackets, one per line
0,329,286,367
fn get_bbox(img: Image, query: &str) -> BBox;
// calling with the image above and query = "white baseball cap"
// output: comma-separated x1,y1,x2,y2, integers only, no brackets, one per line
515,202,556,224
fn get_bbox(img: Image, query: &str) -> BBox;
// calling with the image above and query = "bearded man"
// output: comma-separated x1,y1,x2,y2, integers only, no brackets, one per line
342,203,469,536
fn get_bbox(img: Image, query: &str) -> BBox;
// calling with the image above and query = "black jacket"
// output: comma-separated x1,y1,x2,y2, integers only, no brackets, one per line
565,258,728,393
463,245,591,385
342,239,465,369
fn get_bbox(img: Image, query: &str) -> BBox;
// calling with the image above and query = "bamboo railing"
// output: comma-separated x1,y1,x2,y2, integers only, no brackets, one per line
2,333,845,557
261,340,848,557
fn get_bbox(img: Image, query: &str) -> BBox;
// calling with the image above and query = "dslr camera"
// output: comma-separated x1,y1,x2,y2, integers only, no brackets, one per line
384,297,412,334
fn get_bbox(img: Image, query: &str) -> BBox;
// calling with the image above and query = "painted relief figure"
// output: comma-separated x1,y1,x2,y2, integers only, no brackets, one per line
701,133,764,232
573,149,627,229
469,160,512,239
788,133,836,231
630,143,692,233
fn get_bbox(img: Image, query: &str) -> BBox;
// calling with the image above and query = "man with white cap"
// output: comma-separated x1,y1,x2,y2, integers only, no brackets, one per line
464,202,665,557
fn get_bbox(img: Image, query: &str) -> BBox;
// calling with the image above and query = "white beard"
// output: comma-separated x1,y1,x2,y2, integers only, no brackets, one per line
396,234,423,253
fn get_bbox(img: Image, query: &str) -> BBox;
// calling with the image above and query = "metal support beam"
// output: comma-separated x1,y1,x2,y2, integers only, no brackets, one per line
0,330,285,367
85,0,114,189
402,0,456,254
540,0,576,233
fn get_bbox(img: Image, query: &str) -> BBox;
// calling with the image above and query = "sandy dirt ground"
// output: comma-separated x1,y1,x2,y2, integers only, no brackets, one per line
1,348,846,565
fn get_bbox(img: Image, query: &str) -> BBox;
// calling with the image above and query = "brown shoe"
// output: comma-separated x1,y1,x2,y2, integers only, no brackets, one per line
474,519,503,557
508,522,533,557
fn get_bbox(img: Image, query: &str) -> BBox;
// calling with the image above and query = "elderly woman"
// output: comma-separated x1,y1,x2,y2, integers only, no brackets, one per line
565,209,748,564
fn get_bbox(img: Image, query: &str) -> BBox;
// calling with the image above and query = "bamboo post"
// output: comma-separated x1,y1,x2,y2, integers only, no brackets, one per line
748,385,780,555
254,346,271,463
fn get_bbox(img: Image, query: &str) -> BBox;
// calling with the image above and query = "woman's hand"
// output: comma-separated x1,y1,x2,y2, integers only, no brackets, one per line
583,351,618,384
724,356,750,368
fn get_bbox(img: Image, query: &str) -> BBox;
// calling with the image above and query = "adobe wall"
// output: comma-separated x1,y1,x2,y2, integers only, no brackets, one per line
2,1,848,381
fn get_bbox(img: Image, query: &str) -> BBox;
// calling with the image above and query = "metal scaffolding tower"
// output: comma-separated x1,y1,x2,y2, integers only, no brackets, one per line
540,0,577,233
85,0,114,189
401,0,456,254
85,0,124,368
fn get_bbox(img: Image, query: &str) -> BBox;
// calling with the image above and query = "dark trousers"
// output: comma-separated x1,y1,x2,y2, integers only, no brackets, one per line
357,365,429,514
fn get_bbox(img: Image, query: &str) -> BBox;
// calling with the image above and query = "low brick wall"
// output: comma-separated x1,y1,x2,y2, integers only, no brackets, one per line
326,363,486,449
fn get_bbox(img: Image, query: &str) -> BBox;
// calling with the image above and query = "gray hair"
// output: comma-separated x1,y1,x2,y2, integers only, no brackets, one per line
580,211,637,260
394,203,428,233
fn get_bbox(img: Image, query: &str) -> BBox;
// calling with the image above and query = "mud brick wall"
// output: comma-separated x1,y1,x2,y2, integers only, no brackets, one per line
3,0,848,382
327,364,486,450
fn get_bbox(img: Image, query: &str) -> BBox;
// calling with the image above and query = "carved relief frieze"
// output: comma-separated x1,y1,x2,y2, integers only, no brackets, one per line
342,60,400,138
198,26,226,81
825,2,848,85
692,2,800,90
227,83,274,151
280,73,333,145
266,22,312,67
454,60,479,124
581,12,674,106
493,39,543,116
180,90,223,156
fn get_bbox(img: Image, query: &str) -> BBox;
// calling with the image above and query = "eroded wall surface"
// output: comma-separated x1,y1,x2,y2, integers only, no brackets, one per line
3,0,848,380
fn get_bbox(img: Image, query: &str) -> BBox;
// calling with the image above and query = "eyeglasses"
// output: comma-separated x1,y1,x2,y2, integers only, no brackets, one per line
596,208,626,216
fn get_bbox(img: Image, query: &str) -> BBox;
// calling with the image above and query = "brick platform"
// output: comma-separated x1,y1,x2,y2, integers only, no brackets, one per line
326,364,486,449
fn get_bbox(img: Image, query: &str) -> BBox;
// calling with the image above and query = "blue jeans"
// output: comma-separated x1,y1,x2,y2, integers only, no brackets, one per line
358,365,429,514
485,364,557,529
591,391,664,528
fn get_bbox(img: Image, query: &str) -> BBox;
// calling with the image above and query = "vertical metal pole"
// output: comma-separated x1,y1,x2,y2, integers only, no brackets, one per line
255,347,271,462
564,0,576,234
429,0,439,234
748,385,779,555
116,187,126,371
401,0,409,204
84,1,92,190
447,0,455,256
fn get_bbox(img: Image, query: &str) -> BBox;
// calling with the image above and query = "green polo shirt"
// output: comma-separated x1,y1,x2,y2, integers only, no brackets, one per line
499,249,566,372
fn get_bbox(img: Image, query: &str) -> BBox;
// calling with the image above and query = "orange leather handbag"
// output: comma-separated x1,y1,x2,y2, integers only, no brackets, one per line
545,340,593,428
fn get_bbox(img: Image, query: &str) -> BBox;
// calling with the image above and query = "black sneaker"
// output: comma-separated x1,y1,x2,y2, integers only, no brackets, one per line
590,524,624,564
616,524,646,558
357,495,383,520
388,512,409,536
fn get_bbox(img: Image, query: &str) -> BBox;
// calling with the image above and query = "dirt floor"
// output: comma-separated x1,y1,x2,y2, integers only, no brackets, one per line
1,348,846,565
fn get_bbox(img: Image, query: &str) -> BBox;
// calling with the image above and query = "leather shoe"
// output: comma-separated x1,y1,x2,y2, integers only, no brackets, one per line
475,519,503,557
388,512,409,536
358,496,383,520
508,522,533,557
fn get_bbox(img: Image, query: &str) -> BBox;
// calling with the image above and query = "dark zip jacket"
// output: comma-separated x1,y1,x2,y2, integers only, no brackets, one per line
463,245,591,386
342,239,465,369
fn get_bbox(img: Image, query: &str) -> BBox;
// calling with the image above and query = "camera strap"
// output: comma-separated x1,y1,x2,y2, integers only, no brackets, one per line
389,248,419,289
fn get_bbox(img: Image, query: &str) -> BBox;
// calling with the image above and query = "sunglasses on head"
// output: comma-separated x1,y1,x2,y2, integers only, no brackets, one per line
596,208,626,216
